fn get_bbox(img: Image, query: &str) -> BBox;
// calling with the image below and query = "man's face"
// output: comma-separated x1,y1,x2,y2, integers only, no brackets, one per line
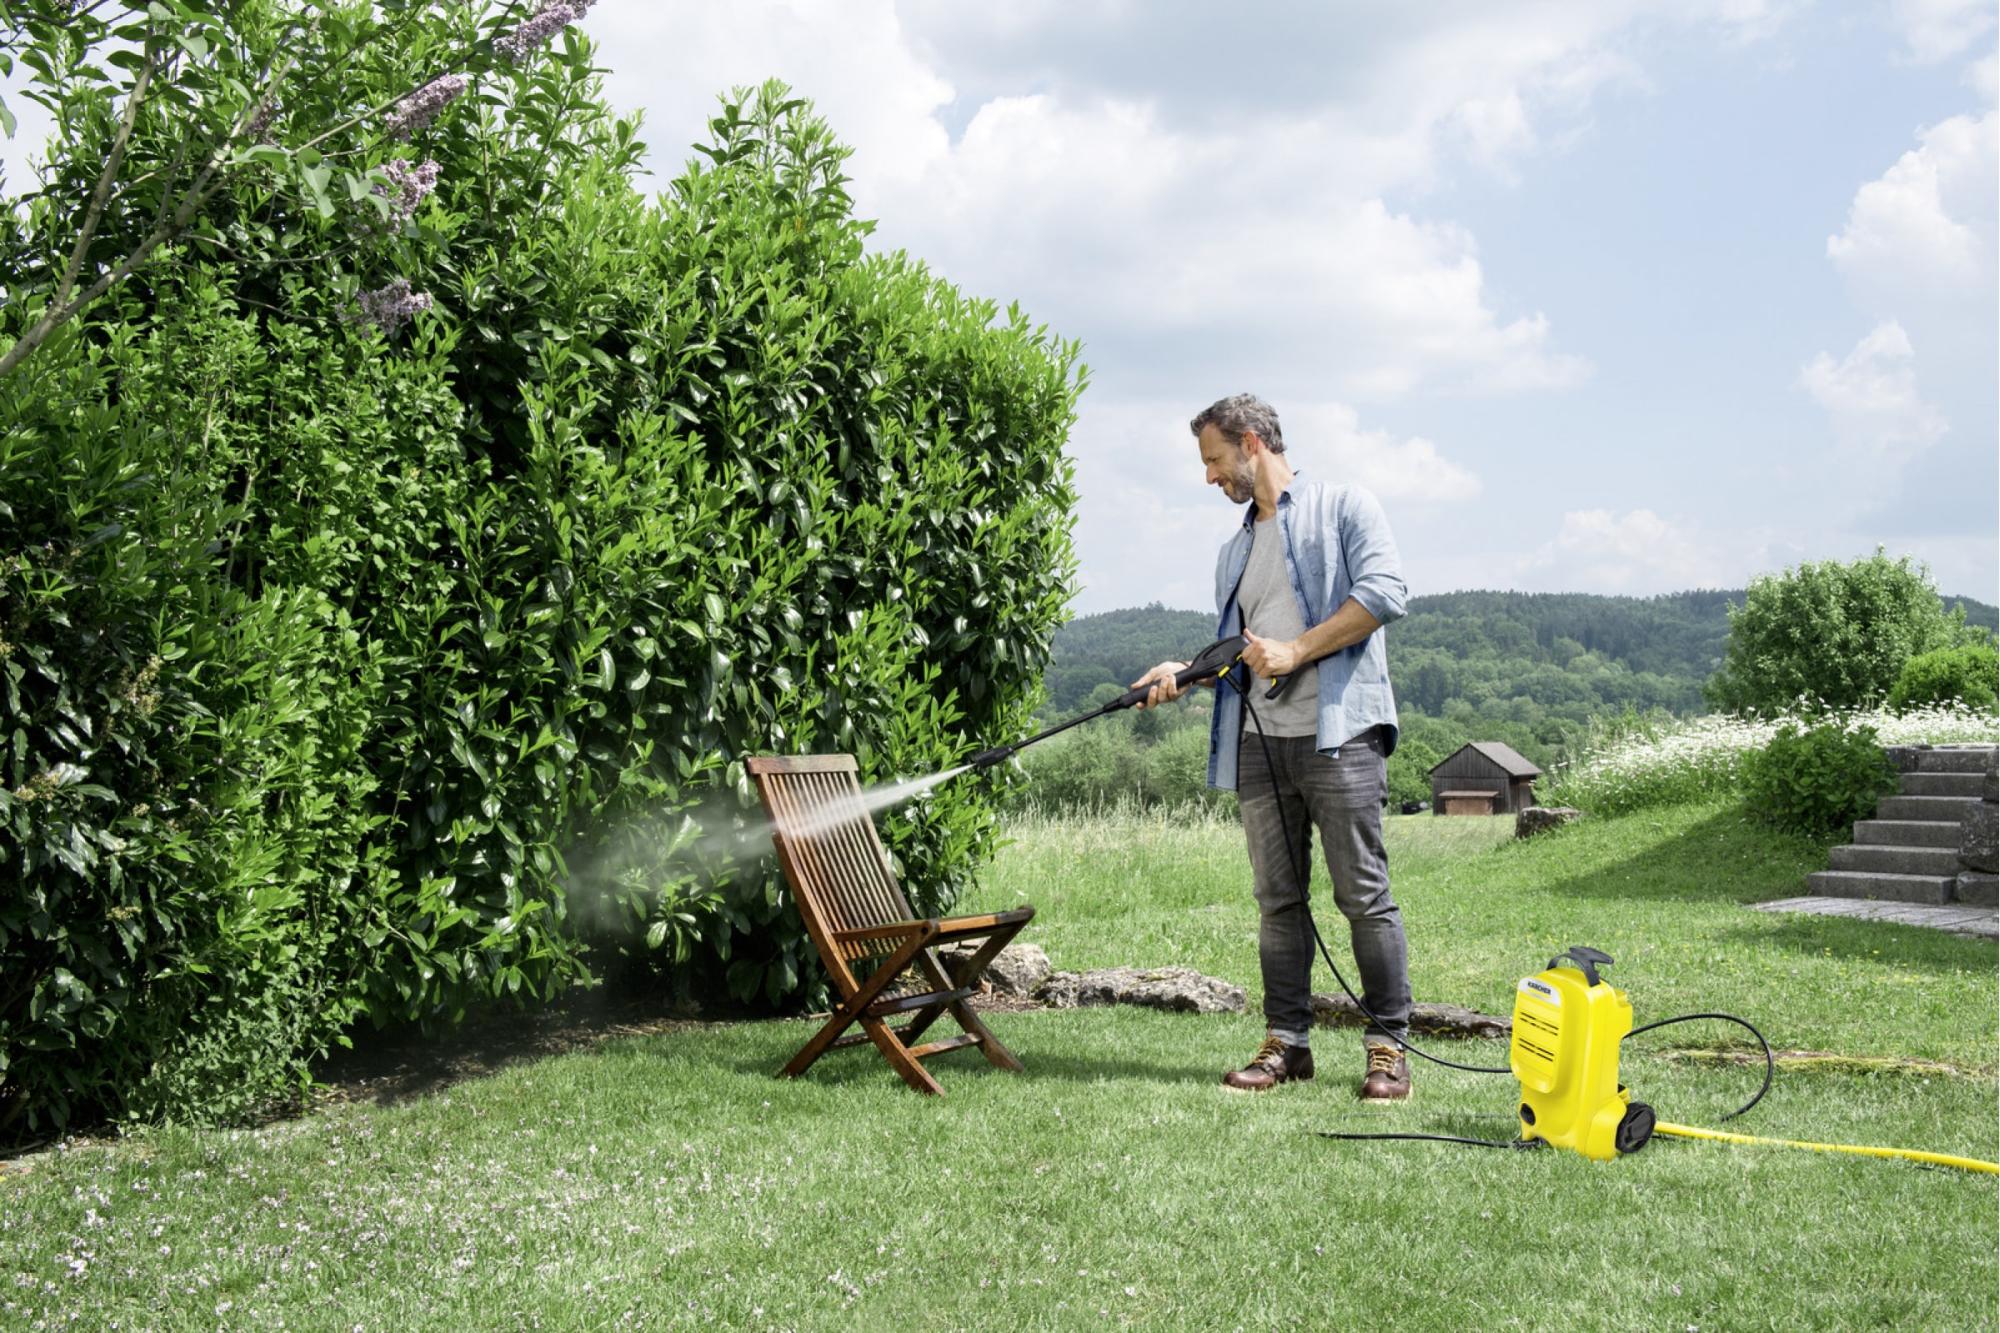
1197,425,1256,504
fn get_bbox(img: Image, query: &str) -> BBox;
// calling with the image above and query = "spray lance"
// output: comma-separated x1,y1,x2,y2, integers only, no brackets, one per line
966,634,1297,771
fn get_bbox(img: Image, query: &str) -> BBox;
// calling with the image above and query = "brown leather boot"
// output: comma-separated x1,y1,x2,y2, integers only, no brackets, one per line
1360,1045,1411,1101
1222,1034,1315,1091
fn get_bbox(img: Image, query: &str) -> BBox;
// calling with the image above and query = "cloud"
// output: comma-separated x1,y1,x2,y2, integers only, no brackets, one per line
1888,0,1999,65
862,94,1593,401
1970,52,1999,102
1518,509,1769,593
1826,110,1998,309
585,3,1761,403
588,1,955,190
1067,398,1481,613
1798,321,1948,463
1280,403,1483,504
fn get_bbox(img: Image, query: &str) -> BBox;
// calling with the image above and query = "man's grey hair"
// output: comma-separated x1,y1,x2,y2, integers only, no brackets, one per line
1189,393,1285,453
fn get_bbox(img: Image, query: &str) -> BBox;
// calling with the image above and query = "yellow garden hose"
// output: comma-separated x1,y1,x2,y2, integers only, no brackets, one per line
1655,1121,1999,1175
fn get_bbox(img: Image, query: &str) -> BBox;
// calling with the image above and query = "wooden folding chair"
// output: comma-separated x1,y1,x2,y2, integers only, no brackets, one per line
747,754,1034,1095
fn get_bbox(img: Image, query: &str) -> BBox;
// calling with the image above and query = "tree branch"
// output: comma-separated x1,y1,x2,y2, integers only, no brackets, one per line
0,54,294,380
52,42,154,316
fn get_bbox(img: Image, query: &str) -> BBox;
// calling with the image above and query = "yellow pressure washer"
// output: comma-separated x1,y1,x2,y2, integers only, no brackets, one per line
1323,943,1999,1175
1510,947,1656,1160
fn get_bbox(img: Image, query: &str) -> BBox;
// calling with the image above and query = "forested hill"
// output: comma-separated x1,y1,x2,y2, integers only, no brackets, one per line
1042,590,1999,719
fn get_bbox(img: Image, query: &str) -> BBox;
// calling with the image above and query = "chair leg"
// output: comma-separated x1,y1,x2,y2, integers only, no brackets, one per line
780,1005,862,1080
863,1018,943,1095
779,932,931,1080
903,922,1030,1073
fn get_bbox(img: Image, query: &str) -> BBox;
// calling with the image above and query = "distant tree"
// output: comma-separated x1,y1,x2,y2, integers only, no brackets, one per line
1385,733,1441,807
1706,550,1976,715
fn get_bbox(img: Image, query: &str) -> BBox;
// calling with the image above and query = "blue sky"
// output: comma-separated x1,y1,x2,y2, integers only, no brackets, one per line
7,2,1995,613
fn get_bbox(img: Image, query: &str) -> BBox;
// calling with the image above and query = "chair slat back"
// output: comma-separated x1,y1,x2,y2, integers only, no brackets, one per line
748,756,915,961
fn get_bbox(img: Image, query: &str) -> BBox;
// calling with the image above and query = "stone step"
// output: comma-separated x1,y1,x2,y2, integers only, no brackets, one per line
1957,873,1999,908
1853,819,1962,848
1890,744,1998,775
1829,844,1963,876
1806,870,1955,905
1755,896,1998,939
1897,771,1988,798
1877,793,1984,822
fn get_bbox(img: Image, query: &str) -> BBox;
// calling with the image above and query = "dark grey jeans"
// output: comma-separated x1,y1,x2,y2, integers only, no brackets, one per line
1237,727,1412,1048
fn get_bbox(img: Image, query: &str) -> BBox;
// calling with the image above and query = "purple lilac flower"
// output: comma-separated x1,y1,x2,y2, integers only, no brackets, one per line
355,277,434,334
495,1,581,61
372,158,440,225
383,73,468,140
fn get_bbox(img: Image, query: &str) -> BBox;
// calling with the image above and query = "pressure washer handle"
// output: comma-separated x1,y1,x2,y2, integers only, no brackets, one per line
1549,946,1614,986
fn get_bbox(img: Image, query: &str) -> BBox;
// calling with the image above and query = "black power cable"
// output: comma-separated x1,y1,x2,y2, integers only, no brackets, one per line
1316,1130,1548,1151
1223,667,1776,1138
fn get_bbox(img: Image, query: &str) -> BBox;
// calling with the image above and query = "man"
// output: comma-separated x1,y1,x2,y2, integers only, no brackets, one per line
1132,393,1414,1100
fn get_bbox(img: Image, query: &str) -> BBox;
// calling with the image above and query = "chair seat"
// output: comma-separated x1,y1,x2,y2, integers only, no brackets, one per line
832,906,1035,946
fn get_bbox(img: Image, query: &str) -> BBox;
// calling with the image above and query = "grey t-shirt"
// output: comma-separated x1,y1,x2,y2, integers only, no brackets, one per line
1236,517,1321,737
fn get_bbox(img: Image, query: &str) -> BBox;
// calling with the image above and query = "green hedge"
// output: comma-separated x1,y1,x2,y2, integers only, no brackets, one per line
0,16,1080,1140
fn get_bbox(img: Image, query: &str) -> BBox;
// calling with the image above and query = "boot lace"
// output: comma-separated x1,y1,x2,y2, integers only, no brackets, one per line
1249,1035,1289,1072
1367,1046,1403,1076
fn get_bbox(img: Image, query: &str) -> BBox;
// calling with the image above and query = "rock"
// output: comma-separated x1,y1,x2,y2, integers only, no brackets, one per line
1959,799,1998,874
1312,993,1512,1040
1985,764,1997,804
939,941,1051,997
1036,966,1245,1014
1516,806,1582,839
1955,871,1998,908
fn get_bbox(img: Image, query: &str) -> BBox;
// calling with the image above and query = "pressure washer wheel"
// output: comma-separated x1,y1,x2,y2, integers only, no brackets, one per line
1615,1101,1657,1155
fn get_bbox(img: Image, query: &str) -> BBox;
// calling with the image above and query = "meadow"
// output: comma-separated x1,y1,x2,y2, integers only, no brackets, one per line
3,798,1994,1330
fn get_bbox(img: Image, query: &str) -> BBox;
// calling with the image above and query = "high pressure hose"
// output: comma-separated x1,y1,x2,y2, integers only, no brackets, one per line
1224,667,1782,1132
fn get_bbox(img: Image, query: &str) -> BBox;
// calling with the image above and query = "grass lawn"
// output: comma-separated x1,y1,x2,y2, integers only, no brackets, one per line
3,800,1995,1329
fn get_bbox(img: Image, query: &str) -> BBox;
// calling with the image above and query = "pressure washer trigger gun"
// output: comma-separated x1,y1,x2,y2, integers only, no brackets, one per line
1098,633,1249,713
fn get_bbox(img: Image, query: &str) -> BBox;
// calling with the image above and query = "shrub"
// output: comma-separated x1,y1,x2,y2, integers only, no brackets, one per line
1015,706,1233,816
1888,641,1999,714
1706,550,1975,715
1741,721,1898,839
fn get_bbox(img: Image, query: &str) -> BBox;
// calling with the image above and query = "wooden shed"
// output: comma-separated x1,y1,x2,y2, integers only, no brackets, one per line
1429,742,1542,816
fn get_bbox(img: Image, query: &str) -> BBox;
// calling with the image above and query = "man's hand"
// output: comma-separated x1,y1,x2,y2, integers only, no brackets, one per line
1130,660,1190,709
1241,630,1304,683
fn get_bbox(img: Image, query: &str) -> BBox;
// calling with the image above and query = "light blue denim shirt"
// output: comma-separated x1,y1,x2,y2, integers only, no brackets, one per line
1207,474,1408,790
